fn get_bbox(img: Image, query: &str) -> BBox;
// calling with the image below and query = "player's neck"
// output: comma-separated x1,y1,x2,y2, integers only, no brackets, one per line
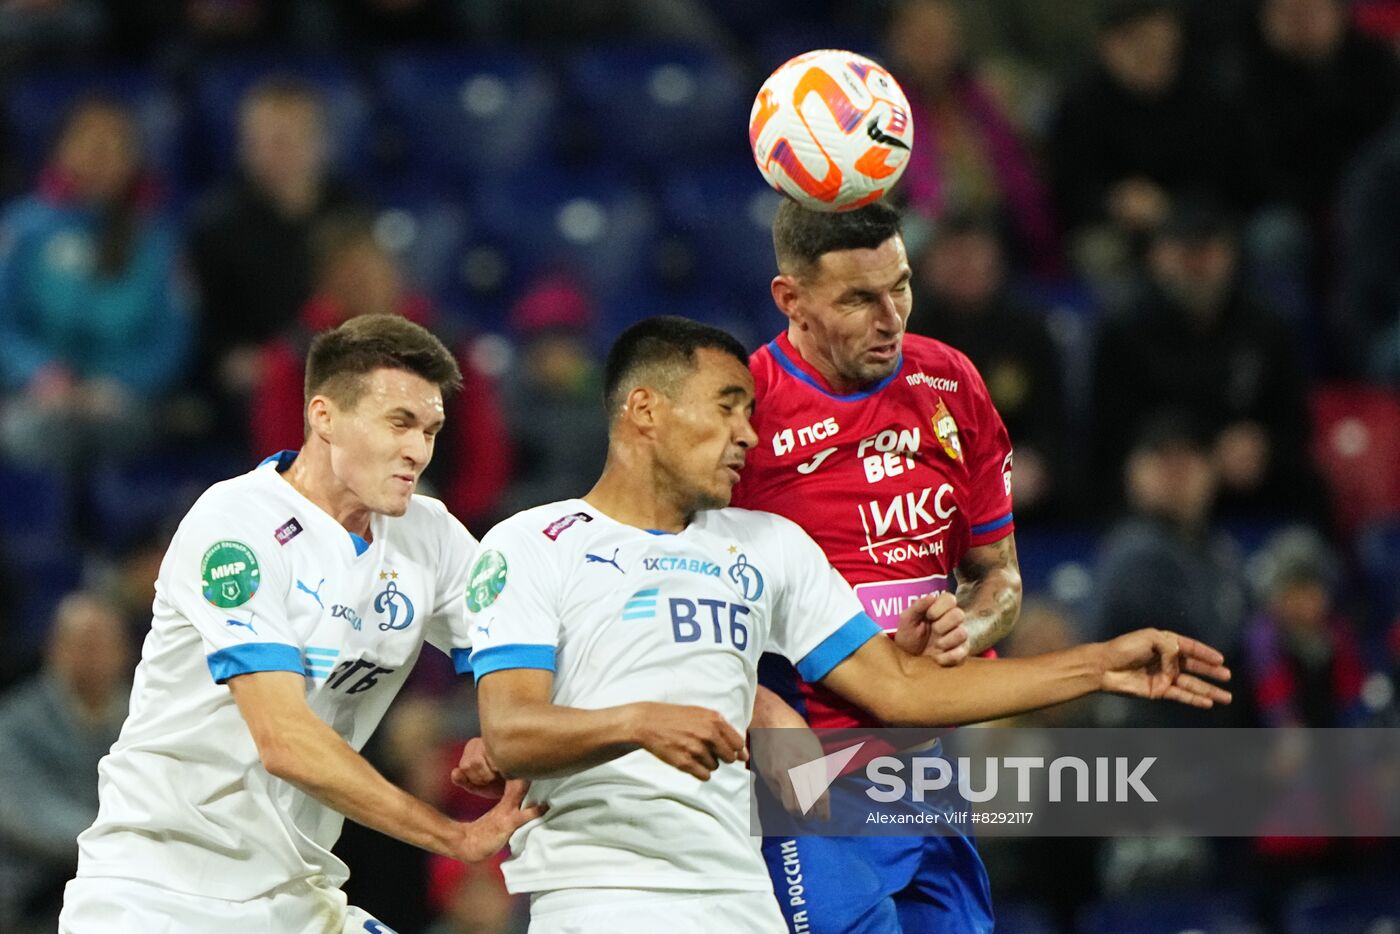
282,446,374,539
584,464,692,534
785,326,865,394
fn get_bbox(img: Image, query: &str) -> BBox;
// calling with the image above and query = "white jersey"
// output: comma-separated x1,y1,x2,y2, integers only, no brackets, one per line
464,499,880,894
75,451,478,900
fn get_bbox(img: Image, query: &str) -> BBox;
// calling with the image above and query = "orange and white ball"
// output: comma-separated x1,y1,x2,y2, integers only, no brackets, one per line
749,49,915,212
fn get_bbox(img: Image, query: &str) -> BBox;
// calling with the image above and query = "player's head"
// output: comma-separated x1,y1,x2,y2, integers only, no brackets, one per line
303,314,462,515
602,316,757,513
770,200,912,391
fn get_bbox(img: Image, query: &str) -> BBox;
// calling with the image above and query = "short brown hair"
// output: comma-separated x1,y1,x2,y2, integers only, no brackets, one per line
305,315,463,410
772,200,904,278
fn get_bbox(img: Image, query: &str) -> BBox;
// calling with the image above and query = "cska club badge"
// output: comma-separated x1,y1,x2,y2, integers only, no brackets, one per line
931,399,963,462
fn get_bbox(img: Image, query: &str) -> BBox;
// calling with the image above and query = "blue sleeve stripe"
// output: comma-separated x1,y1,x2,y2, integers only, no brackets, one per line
970,512,1014,536
470,644,557,679
795,612,883,683
206,643,304,684
451,647,473,675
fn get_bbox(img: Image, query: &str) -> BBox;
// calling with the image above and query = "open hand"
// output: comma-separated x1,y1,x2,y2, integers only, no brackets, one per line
1099,629,1232,708
454,779,545,862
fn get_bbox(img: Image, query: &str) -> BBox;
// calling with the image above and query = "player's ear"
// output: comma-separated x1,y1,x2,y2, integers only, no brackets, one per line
624,385,661,435
771,274,803,326
306,395,334,441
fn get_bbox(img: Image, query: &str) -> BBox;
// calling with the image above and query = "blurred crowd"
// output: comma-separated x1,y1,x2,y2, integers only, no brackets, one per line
2,0,1400,932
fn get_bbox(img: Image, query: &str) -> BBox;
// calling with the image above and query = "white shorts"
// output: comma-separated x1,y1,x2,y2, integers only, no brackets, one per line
59,875,395,934
528,888,787,934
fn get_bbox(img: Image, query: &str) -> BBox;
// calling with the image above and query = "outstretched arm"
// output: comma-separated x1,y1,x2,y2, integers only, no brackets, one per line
820,598,1230,726
229,671,540,862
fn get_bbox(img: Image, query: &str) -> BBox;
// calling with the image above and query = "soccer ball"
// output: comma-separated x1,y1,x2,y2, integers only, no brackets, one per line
749,49,915,212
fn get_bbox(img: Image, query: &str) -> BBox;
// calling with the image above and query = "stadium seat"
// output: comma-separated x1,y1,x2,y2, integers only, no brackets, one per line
87,452,240,554
1310,383,1400,537
4,66,183,194
1077,891,1261,934
377,49,559,182
473,168,659,299
994,900,1060,934
191,57,374,184
563,43,749,173
0,463,69,549
371,188,474,307
1012,525,1099,608
1282,877,1400,934
660,163,784,302
1357,516,1400,631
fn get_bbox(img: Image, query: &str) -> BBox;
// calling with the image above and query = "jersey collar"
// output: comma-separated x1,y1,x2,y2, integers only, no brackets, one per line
256,450,375,558
768,332,903,402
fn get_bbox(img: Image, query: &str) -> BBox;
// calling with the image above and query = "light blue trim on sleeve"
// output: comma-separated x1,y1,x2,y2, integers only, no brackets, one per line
451,647,473,675
206,642,304,684
470,644,557,679
794,612,883,683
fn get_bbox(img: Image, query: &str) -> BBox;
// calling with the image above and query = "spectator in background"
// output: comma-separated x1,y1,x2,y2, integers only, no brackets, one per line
886,0,1060,274
1090,414,1248,725
1245,0,1397,222
1238,0,1398,323
0,97,190,470
1334,116,1400,381
0,592,131,934
498,276,608,516
250,212,512,531
1091,201,1316,520
1242,527,1369,728
1048,0,1257,288
190,78,367,450
906,211,1070,519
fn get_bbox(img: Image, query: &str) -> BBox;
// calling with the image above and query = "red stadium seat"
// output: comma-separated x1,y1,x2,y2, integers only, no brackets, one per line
1309,383,1400,536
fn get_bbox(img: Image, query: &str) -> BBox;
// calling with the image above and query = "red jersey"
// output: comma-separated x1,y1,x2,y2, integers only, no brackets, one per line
733,331,1015,729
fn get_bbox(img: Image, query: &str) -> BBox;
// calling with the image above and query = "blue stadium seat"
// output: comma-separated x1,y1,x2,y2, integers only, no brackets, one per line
377,49,559,182
1283,878,1400,934
994,900,1060,934
87,452,240,553
0,464,69,549
4,67,183,193
1357,516,1400,631
660,163,784,301
191,57,374,184
564,43,749,173
474,169,658,299
371,189,474,308
1013,525,1099,607
1077,891,1260,934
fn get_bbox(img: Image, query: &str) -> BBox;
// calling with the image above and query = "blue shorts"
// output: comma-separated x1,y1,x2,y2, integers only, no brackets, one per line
760,831,993,934
756,756,994,934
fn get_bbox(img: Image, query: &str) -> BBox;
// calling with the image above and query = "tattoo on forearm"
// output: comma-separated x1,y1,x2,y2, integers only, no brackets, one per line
955,536,1022,654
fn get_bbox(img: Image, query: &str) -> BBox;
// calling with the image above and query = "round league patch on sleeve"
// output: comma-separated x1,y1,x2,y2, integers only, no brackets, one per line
466,549,508,613
201,540,262,608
